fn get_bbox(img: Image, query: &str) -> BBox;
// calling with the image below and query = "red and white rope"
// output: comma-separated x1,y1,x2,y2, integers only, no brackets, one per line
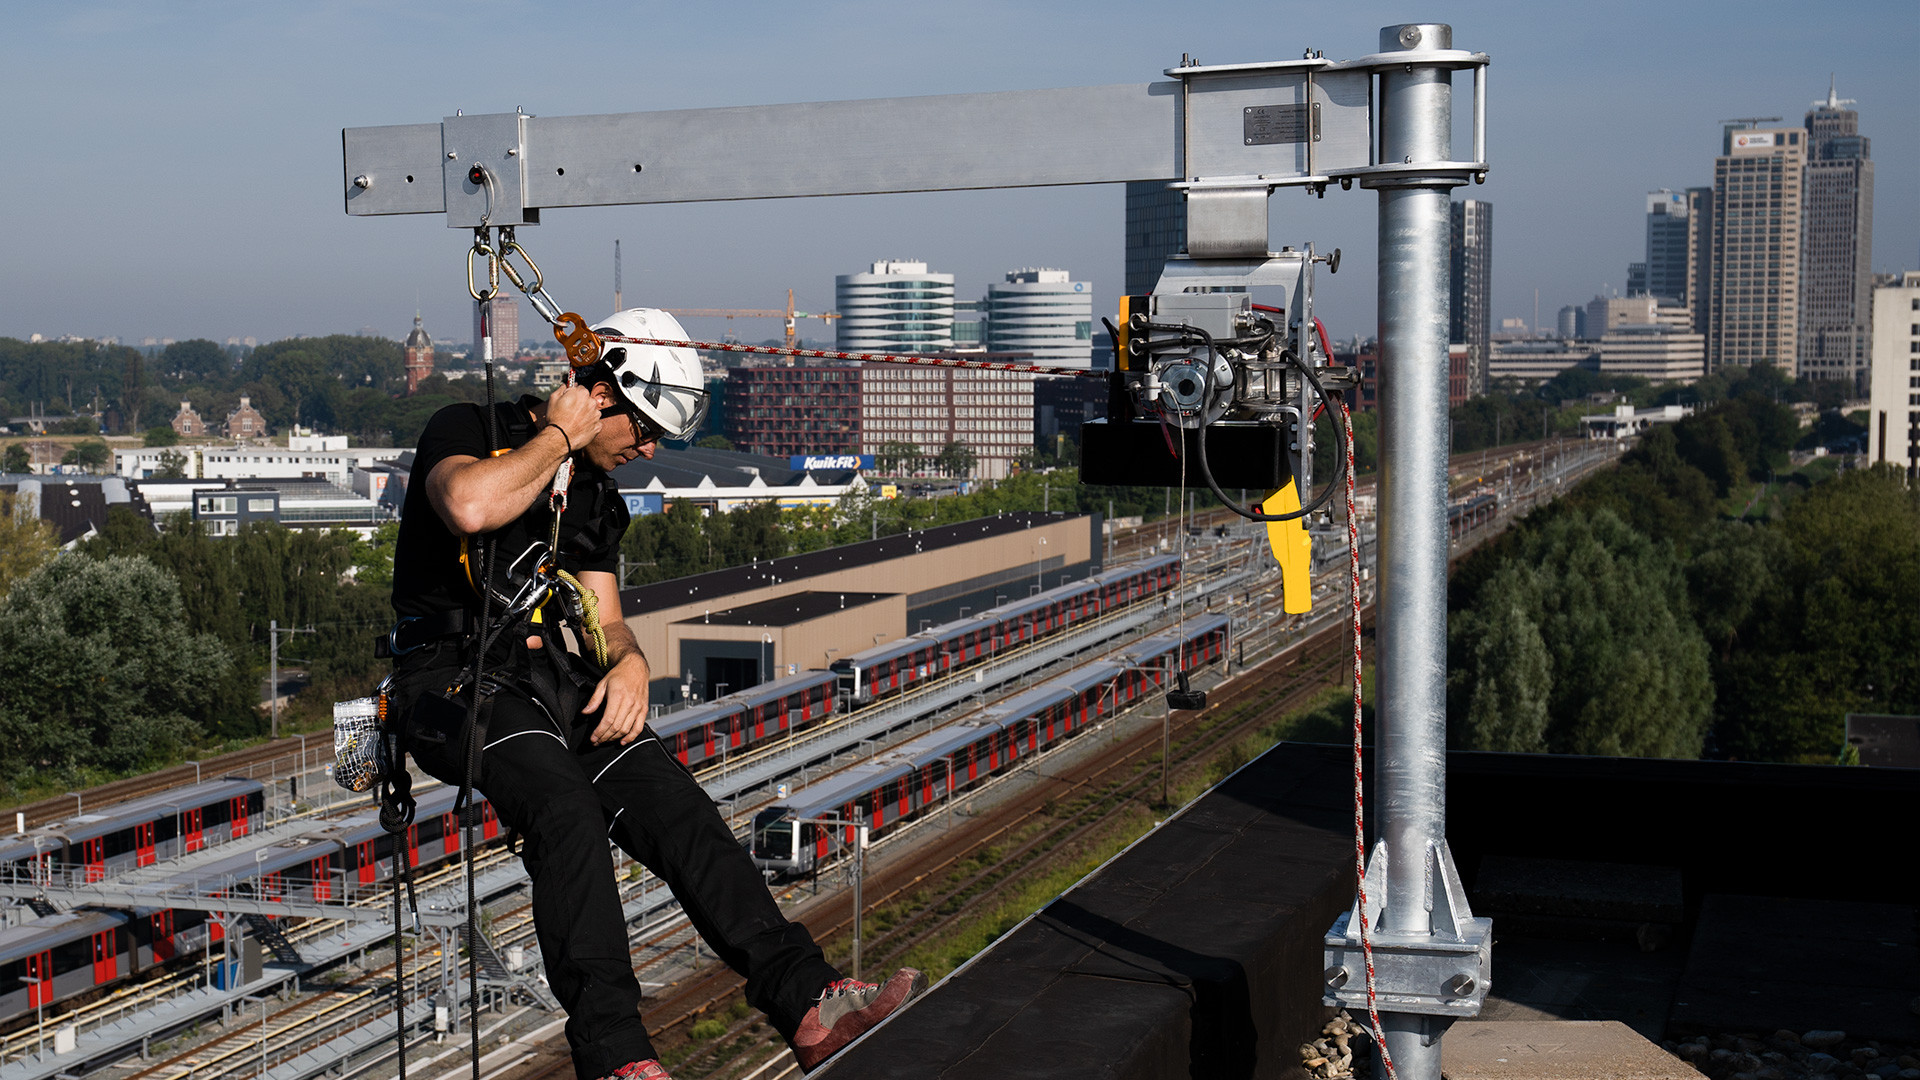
591,334,1109,379
1345,398,1396,1080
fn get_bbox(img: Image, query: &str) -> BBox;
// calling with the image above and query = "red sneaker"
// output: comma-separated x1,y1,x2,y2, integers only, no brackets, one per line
792,969,927,1070
605,1061,672,1080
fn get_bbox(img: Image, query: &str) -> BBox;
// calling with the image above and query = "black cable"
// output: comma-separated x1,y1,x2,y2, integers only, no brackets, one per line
457,297,500,1080
1134,318,1345,523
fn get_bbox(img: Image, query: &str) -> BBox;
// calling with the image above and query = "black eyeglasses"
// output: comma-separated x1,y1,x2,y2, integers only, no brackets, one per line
601,404,668,445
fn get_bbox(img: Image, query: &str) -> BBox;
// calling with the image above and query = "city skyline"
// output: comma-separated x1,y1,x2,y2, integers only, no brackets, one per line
4,2,1913,353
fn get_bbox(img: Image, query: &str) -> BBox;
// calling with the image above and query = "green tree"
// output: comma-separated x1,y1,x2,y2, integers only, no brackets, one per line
0,555,226,777
876,440,921,475
1710,467,1920,761
155,449,188,478
3,444,28,473
936,440,977,479
1449,509,1712,759
144,425,180,447
61,440,110,472
1452,563,1553,753
695,434,735,452
0,492,59,598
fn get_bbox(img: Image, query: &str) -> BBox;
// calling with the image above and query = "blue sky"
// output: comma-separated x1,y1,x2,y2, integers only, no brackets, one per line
3,0,1913,350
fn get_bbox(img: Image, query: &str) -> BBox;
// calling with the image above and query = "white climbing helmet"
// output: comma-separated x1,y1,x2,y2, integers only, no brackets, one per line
588,308,709,441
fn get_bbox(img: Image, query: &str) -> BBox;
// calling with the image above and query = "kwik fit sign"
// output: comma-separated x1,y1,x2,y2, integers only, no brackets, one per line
789,454,874,471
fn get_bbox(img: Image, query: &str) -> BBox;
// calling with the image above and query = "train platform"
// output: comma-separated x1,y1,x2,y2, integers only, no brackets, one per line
819,744,1920,1077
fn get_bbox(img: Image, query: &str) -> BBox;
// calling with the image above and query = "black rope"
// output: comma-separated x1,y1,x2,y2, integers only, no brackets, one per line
456,284,500,1080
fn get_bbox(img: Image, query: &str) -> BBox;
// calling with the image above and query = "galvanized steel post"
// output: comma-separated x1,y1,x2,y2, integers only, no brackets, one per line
1369,22,1468,1080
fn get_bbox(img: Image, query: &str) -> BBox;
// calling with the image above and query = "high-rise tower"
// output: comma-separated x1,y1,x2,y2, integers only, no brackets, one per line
471,294,520,361
1450,199,1492,396
1643,191,1691,302
1707,123,1805,372
404,312,434,394
1800,80,1875,387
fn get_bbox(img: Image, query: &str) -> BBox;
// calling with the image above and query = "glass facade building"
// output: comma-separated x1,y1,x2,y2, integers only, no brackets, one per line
835,261,955,353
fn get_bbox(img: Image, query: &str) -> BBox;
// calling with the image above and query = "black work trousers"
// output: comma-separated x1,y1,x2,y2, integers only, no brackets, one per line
398,654,839,1079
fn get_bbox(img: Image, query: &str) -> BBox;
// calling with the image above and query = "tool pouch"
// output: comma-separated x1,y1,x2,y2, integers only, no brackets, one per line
332,690,388,793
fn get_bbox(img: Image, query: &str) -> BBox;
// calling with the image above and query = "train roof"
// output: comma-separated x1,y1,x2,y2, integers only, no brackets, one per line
0,910,127,964
837,559,1184,671
313,785,472,848
154,834,339,894
653,669,839,738
1094,552,1181,582
1119,613,1232,664
0,778,265,860
779,754,920,820
977,680,1079,729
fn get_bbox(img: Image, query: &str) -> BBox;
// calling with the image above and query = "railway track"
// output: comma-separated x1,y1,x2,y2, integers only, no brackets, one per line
533,611,1364,1079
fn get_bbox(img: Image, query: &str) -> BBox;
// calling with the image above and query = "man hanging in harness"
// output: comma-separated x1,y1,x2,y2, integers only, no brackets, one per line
384,308,923,1079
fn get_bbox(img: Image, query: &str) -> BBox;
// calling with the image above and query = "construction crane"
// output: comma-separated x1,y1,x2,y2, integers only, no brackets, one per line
664,290,840,357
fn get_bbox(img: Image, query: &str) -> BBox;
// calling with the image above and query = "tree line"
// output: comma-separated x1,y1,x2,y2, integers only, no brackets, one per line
0,335,497,451
0,510,389,793
1446,365,1917,763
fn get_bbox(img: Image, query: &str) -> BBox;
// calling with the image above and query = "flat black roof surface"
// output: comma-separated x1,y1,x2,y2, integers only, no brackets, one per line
611,444,857,490
622,511,1085,611
673,590,894,628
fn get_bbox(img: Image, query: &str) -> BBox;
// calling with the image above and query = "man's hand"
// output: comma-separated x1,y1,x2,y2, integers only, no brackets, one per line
587,651,651,746
545,383,603,453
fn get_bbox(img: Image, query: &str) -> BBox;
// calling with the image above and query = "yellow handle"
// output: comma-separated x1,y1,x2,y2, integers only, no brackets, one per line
1262,482,1313,614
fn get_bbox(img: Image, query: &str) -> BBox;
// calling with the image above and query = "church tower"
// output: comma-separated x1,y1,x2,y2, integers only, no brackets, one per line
404,312,434,394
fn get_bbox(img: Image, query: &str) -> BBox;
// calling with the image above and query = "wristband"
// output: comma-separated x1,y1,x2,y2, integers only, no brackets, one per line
551,425,573,456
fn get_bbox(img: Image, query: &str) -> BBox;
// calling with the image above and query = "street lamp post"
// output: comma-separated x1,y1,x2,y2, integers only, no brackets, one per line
21,975,44,1061
794,813,868,980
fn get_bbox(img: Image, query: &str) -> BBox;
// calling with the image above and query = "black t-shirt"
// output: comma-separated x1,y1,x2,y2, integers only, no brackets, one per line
391,397,630,620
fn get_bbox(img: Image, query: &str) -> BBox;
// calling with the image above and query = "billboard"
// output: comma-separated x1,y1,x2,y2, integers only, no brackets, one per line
1731,131,1776,150
622,493,664,517
789,454,874,471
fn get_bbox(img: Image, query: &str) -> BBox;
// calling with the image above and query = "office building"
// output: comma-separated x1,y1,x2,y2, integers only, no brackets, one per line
1491,340,1595,385
404,313,435,394
471,294,520,360
1867,271,1920,477
1450,199,1492,396
1587,294,1690,337
723,362,1036,481
1683,186,1714,332
1643,190,1693,303
1707,124,1806,372
1598,326,1706,383
983,269,1095,367
723,366,865,459
860,363,1034,480
1125,182,1186,295
1800,82,1875,387
835,261,954,353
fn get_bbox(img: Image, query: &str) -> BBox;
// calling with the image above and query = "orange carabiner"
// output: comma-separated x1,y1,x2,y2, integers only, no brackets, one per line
553,312,603,368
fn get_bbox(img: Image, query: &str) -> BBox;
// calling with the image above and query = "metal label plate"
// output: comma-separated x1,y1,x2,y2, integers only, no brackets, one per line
1244,103,1319,145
